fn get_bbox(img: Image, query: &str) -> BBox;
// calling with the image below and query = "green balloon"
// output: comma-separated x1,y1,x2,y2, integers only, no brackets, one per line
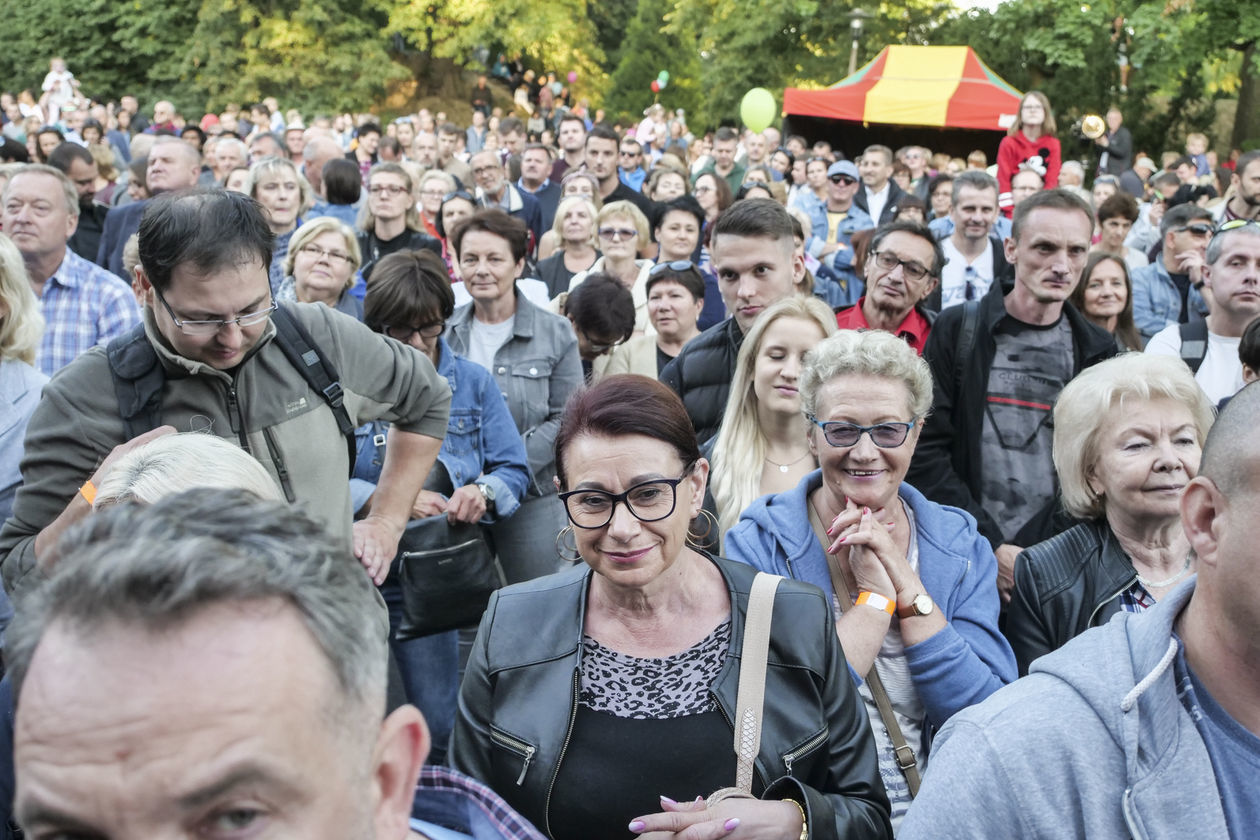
658,70,670,84
740,87,777,133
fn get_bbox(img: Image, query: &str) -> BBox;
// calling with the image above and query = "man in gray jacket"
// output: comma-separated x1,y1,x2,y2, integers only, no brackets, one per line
0,189,451,596
900,381,1260,839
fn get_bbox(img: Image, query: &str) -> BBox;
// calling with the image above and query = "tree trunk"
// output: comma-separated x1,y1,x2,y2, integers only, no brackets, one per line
1233,40,1260,149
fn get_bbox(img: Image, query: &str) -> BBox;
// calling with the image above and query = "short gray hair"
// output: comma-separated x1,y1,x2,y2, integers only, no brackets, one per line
93,433,283,508
800,329,933,421
6,489,389,713
1207,222,1260,265
2,163,79,219
1053,353,1215,519
951,169,999,204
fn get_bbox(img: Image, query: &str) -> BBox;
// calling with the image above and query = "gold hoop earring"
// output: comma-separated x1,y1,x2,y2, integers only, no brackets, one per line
555,524,582,563
686,508,719,550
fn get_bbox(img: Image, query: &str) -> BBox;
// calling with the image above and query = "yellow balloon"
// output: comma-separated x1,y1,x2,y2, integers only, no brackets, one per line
740,88,777,133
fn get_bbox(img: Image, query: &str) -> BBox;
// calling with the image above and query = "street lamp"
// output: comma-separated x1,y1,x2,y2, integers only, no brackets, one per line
848,9,872,76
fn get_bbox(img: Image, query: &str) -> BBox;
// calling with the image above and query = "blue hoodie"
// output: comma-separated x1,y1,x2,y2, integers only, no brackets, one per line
899,578,1225,839
725,471,1015,730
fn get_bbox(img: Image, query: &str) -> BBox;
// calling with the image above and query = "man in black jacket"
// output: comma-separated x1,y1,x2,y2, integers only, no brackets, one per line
854,145,907,227
660,199,803,444
908,189,1117,603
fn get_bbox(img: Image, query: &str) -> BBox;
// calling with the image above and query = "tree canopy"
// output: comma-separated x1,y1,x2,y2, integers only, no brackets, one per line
0,0,1251,153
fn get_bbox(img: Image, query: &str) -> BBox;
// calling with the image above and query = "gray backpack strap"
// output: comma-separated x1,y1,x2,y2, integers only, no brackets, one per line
1178,319,1209,374
106,323,164,440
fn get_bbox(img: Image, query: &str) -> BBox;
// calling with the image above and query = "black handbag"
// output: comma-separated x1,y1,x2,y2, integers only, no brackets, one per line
395,514,505,640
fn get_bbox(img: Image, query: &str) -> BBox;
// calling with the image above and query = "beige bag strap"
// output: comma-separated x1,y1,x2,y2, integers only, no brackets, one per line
733,571,782,793
808,503,921,798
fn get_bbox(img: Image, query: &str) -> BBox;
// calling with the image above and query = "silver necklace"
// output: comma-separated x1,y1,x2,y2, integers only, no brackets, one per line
1135,554,1192,589
764,451,812,473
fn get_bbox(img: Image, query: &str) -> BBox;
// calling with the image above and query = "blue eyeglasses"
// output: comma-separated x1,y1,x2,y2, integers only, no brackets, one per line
808,417,916,448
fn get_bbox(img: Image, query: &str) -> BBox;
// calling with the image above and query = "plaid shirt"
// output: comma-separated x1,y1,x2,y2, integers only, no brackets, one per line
410,765,546,840
37,249,140,376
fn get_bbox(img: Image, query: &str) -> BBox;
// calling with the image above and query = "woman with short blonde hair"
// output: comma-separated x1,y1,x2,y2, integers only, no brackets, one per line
566,200,655,333
277,217,364,319
1008,353,1215,674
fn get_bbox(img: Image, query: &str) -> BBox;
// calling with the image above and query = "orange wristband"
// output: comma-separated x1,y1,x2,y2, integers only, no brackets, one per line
855,591,895,615
79,480,97,506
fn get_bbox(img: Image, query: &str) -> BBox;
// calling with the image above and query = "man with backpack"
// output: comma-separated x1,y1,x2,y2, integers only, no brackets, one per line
0,189,452,597
907,190,1116,603
1146,220,1260,404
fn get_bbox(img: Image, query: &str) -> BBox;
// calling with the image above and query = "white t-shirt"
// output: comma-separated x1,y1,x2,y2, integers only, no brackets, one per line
466,315,516,372
939,238,996,310
1145,323,1243,404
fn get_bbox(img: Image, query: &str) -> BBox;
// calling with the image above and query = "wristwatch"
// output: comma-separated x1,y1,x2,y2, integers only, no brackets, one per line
475,482,496,513
897,593,935,619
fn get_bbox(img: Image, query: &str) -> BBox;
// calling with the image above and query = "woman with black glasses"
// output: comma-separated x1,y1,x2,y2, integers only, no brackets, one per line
355,247,531,764
726,329,1015,831
451,374,891,840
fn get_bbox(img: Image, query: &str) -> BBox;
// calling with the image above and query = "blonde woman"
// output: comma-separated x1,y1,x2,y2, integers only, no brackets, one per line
709,297,837,538
246,156,315,291
0,236,48,520
535,195,600,296
566,201,654,333
276,217,364,320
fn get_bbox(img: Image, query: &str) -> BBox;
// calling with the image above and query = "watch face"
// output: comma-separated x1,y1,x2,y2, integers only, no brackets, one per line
913,593,934,616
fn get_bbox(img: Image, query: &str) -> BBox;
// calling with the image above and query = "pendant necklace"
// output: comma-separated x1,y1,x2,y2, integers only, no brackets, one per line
765,451,812,474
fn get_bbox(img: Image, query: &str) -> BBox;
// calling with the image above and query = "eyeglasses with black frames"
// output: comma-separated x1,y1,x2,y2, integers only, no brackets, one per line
559,470,691,529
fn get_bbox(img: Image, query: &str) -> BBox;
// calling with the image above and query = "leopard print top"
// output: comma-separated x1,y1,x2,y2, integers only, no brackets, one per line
578,619,731,719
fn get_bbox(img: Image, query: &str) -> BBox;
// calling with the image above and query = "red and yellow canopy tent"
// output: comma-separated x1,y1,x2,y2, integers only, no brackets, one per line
782,45,1024,157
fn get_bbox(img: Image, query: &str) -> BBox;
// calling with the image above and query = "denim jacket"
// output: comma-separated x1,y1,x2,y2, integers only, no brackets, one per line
351,337,531,523
445,291,582,495
1130,258,1208,343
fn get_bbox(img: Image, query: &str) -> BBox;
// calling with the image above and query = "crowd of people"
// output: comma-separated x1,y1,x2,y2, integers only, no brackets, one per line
0,61,1258,840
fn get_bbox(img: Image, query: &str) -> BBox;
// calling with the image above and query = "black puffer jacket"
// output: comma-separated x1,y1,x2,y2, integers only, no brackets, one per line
1006,520,1136,675
450,554,892,840
660,317,743,446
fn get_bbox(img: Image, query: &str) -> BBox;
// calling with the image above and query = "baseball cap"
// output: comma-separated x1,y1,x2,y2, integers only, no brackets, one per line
827,160,859,180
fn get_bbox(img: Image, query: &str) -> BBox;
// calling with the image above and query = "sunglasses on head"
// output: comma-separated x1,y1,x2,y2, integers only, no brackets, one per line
649,260,698,278
1177,223,1215,237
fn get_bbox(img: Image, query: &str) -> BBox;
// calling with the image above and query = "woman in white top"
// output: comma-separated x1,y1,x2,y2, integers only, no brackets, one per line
566,201,654,334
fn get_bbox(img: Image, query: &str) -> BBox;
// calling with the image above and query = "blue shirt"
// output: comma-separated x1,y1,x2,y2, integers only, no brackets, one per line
36,249,139,376
619,166,647,192
1179,644,1260,840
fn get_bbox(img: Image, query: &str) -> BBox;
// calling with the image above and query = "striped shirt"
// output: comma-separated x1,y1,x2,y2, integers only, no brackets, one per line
36,249,140,376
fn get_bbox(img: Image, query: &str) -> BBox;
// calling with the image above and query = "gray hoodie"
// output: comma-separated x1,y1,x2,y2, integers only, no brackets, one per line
899,577,1228,839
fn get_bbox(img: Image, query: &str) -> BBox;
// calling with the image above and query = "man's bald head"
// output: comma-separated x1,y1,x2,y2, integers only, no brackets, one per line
302,135,342,196
1199,381,1260,496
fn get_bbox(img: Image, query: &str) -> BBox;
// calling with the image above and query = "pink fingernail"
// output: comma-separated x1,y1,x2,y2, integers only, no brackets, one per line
695,796,705,805
724,818,741,831
838,536,847,543
660,795,677,806
629,819,646,832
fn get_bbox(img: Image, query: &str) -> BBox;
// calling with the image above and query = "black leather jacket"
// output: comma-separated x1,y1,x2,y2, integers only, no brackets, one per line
1007,520,1136,675
450,554,892,840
